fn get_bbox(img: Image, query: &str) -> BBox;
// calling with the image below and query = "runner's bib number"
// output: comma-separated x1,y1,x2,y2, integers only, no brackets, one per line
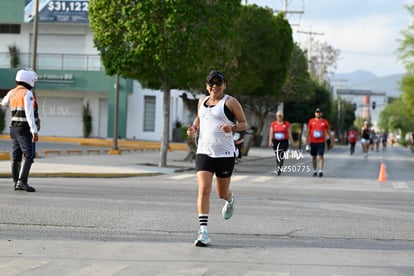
274,132,285,140
313,130,323,138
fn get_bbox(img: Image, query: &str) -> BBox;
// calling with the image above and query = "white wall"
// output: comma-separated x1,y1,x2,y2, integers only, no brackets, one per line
126,82,190,141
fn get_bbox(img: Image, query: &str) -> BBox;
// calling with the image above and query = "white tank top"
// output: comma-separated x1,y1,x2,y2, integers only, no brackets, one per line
197,95,236,157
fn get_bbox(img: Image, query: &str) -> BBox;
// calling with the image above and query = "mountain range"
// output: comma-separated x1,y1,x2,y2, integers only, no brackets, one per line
333,70,405,98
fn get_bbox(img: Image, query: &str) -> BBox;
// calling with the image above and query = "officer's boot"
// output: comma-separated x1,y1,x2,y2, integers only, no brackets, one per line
11,161,21,189
15,159,35,192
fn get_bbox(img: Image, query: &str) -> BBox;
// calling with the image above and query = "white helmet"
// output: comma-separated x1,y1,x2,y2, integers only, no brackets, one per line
15,69,38,87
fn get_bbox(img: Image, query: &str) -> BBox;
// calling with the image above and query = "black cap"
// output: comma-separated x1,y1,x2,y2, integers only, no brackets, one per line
315,108,322,112
206,70,225,82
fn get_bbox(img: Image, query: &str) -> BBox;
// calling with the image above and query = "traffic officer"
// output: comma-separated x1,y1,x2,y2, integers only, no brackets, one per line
1,69,39,192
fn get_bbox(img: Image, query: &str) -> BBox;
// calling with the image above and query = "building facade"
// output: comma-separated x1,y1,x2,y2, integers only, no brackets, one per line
0,0,190,140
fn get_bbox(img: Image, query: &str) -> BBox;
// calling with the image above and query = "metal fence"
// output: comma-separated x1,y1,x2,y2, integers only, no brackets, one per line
0,52,103,71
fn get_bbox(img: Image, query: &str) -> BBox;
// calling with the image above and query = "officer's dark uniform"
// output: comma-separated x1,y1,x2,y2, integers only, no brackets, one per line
1,69,39,192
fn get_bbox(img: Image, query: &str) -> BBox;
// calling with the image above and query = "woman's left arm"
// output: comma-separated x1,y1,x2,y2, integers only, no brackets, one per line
228,96,248,132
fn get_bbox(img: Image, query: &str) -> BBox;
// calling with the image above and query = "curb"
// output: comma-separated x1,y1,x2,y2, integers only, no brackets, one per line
0,172,163,178
0,166,195,179
0,152,10,160
0,135,188,152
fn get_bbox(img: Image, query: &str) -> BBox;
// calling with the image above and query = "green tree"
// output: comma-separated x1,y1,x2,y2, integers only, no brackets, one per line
231,6,293,137
284,80,333,147
309,41,340,84
280,43,314,148
231,8,293,97
378,97,413,135
331,99,356,141
89,0,241,167
399,72,414,125
182,5,294,150
342,101,357,133
397,4,414,71
8,44,20,68
285,80,333,123
394,4,414,135
280,43,312,102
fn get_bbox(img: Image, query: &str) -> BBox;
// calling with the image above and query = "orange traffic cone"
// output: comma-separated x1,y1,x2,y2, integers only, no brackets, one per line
378,163,387,182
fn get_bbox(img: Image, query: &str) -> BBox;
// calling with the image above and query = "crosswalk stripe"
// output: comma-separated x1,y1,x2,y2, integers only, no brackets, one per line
68,263,130,276
252,176,274,182
168,174,194,179
0,260,49,276
157,267,208,275
244,271,289,276
231,175,249,182
392,182,408,189
164,174,412,192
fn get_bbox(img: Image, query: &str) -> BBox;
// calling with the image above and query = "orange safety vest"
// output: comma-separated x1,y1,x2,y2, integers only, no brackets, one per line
8,86,38,126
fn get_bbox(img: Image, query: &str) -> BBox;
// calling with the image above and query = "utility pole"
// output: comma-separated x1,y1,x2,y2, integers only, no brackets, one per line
31,0,39,71
274,0,304,17
246,0,304,19
297,28,324,67
274,0,304,113
30,0,39,157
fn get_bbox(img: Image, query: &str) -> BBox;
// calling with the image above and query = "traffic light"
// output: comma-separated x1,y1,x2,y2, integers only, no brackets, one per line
353,103,357,111
372,101,376,109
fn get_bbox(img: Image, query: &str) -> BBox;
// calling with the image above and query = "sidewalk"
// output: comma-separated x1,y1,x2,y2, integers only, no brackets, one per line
0,147,274,178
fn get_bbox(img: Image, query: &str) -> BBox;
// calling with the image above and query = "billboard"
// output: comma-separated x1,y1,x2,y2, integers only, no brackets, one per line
24,0,89,23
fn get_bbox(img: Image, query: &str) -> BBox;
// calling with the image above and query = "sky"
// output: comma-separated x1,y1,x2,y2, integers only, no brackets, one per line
249,0,414,77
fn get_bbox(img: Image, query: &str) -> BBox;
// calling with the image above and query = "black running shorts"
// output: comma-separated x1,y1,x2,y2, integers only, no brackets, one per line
195,154,235,178
310,142,325,156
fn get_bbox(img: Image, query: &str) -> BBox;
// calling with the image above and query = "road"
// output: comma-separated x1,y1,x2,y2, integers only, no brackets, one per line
0,143,413,275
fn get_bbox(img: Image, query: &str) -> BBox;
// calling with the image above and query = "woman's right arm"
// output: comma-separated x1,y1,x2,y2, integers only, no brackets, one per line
187,96,205,137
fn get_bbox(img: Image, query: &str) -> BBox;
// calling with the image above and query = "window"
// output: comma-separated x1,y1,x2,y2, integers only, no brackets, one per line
0,24,21,34
143,96,156,132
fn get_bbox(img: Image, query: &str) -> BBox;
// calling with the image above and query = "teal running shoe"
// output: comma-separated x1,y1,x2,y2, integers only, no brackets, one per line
222,196,234,220
194,230,210,247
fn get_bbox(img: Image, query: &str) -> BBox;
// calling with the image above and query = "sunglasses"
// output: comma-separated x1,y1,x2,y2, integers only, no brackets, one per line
207,80,223,87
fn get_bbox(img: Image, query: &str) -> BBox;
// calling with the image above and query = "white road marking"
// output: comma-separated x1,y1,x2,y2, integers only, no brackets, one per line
252,176,274,182
68,263,130,276
0,260,49,276
168,174,194,179
392,182,408,189
231,175,249,182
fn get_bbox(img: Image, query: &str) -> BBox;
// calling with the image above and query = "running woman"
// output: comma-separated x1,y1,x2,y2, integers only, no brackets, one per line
187,70,248,247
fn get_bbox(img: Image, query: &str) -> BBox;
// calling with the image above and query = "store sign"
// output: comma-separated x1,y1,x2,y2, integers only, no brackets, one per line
37,73,75,84
24,0,89,23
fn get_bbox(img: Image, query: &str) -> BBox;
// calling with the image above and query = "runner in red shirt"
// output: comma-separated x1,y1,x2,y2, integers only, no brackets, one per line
347,128,358,155
306,108,334,177
268,111,294,175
